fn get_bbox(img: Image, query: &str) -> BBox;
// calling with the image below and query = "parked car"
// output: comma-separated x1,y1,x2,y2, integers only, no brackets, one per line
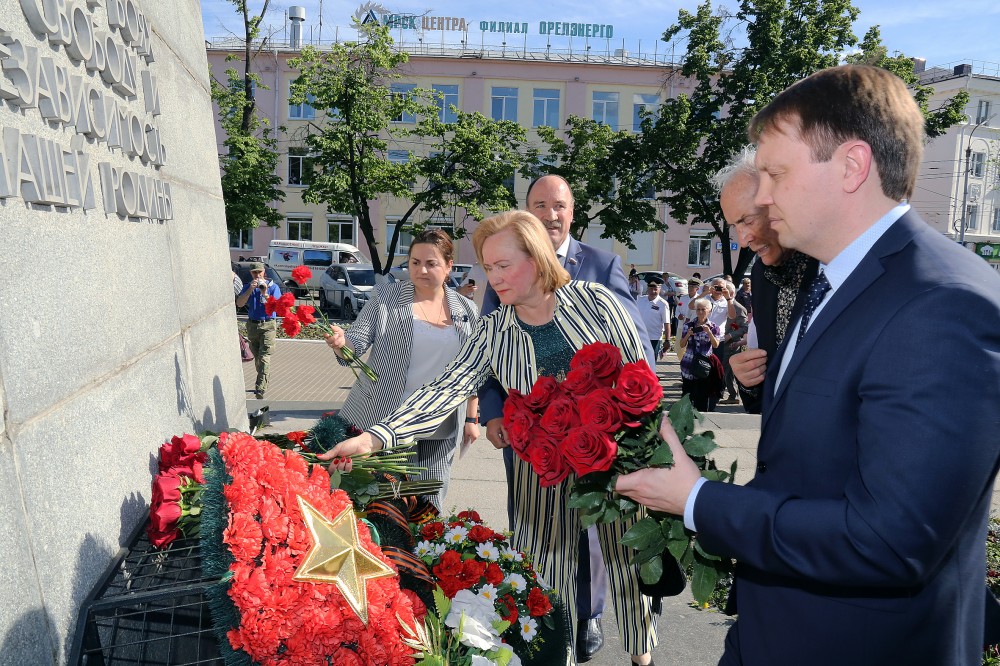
319,263,377,320
232,261,289,315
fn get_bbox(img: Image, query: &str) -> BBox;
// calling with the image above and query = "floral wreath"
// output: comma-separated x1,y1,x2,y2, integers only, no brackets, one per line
201,432,420,665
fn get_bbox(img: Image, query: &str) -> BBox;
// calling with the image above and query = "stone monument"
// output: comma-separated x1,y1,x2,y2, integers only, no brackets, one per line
0,1,245,663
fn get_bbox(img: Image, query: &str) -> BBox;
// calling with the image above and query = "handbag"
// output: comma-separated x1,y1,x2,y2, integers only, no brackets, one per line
239,334,254,362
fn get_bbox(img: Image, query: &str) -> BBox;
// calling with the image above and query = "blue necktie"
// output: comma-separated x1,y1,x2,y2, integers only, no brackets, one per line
796,271,830,344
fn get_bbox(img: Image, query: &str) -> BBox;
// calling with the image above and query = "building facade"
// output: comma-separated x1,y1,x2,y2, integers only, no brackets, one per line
207,11,742,279
911,61,1000,270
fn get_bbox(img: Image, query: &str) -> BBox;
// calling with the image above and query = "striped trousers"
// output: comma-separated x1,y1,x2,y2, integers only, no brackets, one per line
509,456,658,656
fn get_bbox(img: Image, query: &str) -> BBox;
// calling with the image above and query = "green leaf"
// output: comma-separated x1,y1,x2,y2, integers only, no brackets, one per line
666,536,689,562
620,517,663,549
433,586,451,618
567,491,607,510
683,434,717,457
701,469,729,482
648,441,675,466
691,561,720,605
664,517,688,541
693,538,722,561
631,544,665,567
668,396,697,441
640,555,664,585
729,459,739,484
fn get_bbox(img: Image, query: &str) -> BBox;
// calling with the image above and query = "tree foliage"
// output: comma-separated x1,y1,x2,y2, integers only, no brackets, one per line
211,0,285,233
290,23,525,273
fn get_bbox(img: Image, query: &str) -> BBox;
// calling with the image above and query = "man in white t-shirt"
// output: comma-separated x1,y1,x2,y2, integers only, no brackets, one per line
673,278,702,357
636,281,671,359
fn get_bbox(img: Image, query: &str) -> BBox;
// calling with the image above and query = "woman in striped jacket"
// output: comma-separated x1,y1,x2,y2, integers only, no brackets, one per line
325,228,480,510
324,212,659,666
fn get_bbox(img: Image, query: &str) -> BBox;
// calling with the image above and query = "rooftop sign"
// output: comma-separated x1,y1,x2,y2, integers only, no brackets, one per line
352,3,614,38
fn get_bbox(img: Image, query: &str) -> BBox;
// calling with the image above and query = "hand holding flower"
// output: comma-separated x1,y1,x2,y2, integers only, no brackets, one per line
615,414,702,516
316,431,383,471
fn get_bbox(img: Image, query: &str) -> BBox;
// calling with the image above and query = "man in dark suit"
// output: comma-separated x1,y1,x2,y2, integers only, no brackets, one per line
711,146,819,414
479,174,653,662
616,65,1000,664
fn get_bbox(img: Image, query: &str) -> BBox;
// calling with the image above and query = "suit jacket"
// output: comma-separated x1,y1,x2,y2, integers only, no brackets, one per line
337,281,480,431
738,255,819,413
694,211,1000,665
478,237,653,423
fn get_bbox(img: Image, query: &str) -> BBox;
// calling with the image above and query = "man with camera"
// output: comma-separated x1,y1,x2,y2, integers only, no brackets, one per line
236,263,282,399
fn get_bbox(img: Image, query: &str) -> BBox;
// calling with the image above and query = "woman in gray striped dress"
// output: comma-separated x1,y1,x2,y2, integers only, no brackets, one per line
323,229,480,511
323,212,659,666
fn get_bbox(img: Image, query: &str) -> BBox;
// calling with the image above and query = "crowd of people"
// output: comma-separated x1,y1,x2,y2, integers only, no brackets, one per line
242,65,1000,665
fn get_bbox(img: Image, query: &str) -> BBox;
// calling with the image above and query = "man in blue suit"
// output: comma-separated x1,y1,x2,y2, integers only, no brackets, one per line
479,174,653,662
617,65,1000,664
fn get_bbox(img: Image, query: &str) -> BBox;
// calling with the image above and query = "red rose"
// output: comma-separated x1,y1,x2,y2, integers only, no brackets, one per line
577,388,623,433
158,434,204,472
433,550,464,578
484,562,504,586
562,364,598,396
467,525,493,543
539,395,578,437
281,312,302,337
559,427,617,476
527,587,553,617
146,523,179,548
457,510,481,522
498,594,519,624
529,435,570,487
503,391,536,459
149,472,183,537
613,361,663,417
524,375,561,412
286,431,307,446
276,292,296,317
291,266,312,285
421,522,445,541
570,342,622,387
296,305,317,325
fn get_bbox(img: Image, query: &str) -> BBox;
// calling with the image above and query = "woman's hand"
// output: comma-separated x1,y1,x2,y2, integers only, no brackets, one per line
463,421,480,448
316,432,382,471
324,326,347,351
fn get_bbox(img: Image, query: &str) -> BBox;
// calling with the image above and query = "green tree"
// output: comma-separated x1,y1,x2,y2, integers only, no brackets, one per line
211,0,285,235
644,1,970,280
523,116,662,246
290,23,525,273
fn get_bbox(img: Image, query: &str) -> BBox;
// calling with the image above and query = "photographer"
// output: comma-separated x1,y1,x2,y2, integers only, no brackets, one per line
236,263,282,399
678,298,721,411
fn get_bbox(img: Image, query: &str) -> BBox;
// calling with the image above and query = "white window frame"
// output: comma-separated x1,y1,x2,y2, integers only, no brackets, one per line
977,99,993,125
966,204,980,231
288,147,307,186
688,229,713,267
992,208,1000,233
229,228,252,250
632,93,659,132
593,91,620,130
434,84,459,123
532,88,560,128
491,87,518,122
287,215,313,241
288,81,315,120
387,218,454,256
327,215,356,244
972,151,986,178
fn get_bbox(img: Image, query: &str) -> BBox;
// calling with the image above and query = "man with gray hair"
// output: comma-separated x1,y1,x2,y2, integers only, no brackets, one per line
710,146,818,413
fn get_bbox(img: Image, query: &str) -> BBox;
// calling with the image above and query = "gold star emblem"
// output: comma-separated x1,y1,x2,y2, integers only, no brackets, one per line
292,495,395,624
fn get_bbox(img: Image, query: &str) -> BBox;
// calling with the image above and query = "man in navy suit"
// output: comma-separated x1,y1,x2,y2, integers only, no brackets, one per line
479,174,653,662
617,65,1000,664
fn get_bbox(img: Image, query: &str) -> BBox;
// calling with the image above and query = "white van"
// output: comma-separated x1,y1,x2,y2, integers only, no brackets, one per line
267,240,364,292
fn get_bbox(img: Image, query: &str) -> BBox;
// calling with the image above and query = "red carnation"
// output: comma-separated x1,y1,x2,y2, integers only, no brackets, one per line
264,295,279,316
281,311,302,337
421,522,445,541
539,394,578,437
285,431,307,446
498,594,519,623
559,426,617,477
291,266,312,285
296,304,317,325
484,562,504,586
276,292,296,317
433,549,464,578
529,434,570,487
467,525,493,543
613,361,663,417
524,375,560,412
457,510,481,523
402,588,427,619
570,342,622,387
527,587,553,617
577,387,623,433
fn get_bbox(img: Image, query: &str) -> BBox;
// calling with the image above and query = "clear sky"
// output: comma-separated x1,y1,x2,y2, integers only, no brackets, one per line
200,0,1000,71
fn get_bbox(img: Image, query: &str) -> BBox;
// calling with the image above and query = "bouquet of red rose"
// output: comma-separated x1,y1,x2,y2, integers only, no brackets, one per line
147,433,215,548
503,342,736,605
406,511,571,665
267,266,376,380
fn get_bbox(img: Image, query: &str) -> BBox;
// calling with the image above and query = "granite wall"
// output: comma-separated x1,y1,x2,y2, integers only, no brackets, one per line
0,1,246,663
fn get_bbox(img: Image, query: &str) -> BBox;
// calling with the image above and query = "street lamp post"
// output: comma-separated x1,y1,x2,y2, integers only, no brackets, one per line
959,113,997,245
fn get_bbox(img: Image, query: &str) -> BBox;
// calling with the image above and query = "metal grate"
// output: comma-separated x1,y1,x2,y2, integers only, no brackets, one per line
70,522,223,666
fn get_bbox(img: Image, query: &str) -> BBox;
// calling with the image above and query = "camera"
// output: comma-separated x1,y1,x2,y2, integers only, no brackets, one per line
712,285,724,292
692,324,703,332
